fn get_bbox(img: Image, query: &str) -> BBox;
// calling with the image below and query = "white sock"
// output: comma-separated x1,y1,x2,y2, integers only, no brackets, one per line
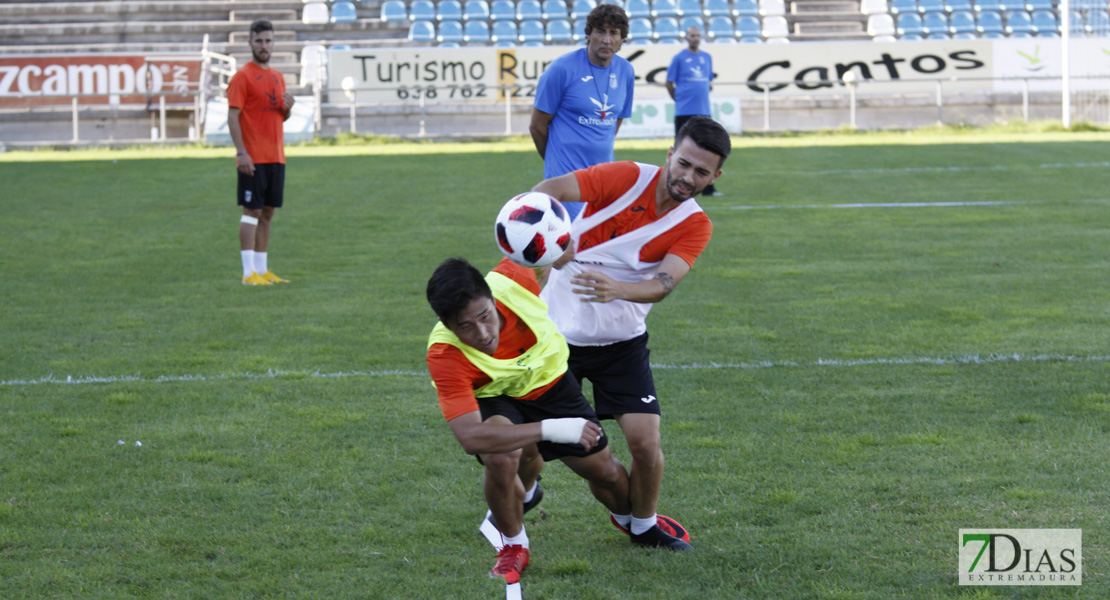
611,512,632,529
631,515,658,536
523,481,538,504
241,250,255,278
502,526,529,549
254,251,267,275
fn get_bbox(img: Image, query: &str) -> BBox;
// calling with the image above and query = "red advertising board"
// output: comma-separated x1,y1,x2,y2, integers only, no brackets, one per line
0,54,202,107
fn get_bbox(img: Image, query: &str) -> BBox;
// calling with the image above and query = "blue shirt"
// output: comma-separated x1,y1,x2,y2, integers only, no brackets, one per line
533,47,636,179
666,48,713,117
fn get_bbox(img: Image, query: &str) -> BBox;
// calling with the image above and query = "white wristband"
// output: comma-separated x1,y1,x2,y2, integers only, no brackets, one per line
540,418,588,444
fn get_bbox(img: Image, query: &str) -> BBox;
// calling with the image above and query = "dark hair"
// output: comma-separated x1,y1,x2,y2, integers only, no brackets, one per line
676,116,731,168
585,4,629,39
249,20,273,36
426,258,493,323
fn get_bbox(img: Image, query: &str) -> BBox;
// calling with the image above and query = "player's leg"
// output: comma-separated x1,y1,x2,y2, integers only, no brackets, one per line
559,448,630,515
479,415,531,583
238,168,269,285
517,444,544,512
614,411,663,519
255,164,289,283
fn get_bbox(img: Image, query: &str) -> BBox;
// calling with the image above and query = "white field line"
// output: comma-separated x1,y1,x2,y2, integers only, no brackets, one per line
704,200,1037,211
4,354,1108,387
761,162,1110,177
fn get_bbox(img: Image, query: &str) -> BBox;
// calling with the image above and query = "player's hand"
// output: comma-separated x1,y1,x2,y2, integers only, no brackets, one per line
283,92,295,111
236,152,255,176
578,421,603,450
551,245,575,269
571,269,623,303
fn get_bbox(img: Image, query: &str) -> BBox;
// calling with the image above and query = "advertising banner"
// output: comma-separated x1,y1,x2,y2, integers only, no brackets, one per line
0,54,201,107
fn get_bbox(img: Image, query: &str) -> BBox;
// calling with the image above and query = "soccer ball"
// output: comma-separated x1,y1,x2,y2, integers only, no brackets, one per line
495,192,572,268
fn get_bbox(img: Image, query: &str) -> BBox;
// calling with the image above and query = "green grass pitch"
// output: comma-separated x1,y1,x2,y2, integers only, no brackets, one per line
1,128,1108,599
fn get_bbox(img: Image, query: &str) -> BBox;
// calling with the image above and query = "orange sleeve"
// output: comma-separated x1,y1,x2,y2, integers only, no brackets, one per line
644,212,713,266
427,343,489,422
227,71,247,109
492,257,541,296
574,162,643,216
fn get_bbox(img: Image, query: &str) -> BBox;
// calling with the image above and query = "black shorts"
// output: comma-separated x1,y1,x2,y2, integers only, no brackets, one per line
237,163,285,209
568,332,659,420
477,370,609,461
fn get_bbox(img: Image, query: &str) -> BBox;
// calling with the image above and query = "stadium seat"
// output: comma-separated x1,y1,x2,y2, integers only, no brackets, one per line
738,35,760,42
518,0,544,19
976,10,1004,32
519,19,546,41
945,0,973,12
599,0,625,7
543,0,570,18
897,12,926,34
654,16,682,36
330,43,351,50
463,0,491,20
408,20,437,40
1024,0,1051,10
949,10,976,32
1031,10,1057,33
626,0,652,17
464,20,491,41
380,0,408,21
928,31,951,38
681,16,706,32
889,0,918,14
629,17,654,39
411,0,437,20
677,0,703,16
760,0,786,16
492,19,519,41
302,2,330,24
438,19,465,42
861,0,889,15
762,14,789,35
547,18,574,40
736,15,761,36
712,0,744,16
918,0,946,13
952,31,978,37
873,33,897,41
1086,10,1109,34
653,0,681,16
730,0,759,15
573,18,588,39
490,0,516,19
330,1,358,22
707,15,735,38
901,32,925,38
438,0,464,21
571,0,597,18
1068,10,1084,35
923,11,948,32
299,43,327,86
1005,10,1035,33
867,13,896,35
973,0,1007,12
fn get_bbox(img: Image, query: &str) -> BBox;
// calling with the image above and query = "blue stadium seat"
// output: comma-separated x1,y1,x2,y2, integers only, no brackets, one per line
464,20,491,41
438,19,465,42
543,0,570,18
380,0,408,21
547,18,574,40
1024,0,1052,10
681,16,706,31
1005,10,1034,33
519,19,546,42
410,0,437,20
918,0,946,13
492,20,518,41
518,0,544,19
330,2,358,23
705,0,734,16
976,10,1004,32
626,0,652,16
464,0,490,20
949,10,976,31
629,17,654,39
655,16,682,36
658,36,685,43
738,35,760,42
573,18,588,39
923,11,948,32
945,0,972,12
707,15,735,38
889,0,918,14
896,12,926,34
1031,9,1056,32
653,0,681,16
952,31,978,37
900,32,925,39
490,0,517,19
571,0,597,18
599,0,625,7
927,31,951,38
1074,0,1102,9
1068,10,1084,35
677,0,703,16
735,15,760,36
1087,10,1109,34
437,0,464,21
973,0,1008,12
409,20,436,40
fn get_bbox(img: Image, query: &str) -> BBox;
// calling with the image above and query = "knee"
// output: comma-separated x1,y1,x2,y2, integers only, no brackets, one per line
627,434,663,467
483,450,522,479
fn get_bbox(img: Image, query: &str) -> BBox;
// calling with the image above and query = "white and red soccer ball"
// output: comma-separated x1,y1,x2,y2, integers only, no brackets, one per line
495,192,572,268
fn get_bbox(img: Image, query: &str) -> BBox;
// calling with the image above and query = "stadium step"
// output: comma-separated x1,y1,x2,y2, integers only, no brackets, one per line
794,20,865,34
229,10,299,23
790,0,860,14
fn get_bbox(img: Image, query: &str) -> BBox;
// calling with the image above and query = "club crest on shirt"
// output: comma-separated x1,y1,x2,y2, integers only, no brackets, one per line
609,73,617,89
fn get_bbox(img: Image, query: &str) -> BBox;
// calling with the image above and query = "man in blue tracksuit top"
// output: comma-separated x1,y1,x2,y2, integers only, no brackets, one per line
666,25,720,196
529,3,635,186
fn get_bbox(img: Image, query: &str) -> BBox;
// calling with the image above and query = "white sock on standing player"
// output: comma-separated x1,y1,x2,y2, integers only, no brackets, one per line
241,250,255,278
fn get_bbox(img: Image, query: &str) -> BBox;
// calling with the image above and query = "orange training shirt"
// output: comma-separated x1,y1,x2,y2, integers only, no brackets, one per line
227,62,287,164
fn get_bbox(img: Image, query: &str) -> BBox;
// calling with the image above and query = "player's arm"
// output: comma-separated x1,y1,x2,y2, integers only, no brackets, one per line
665,81,676,100
282,91,295,121
447,410,601,455
529,108,554,160
227,107,255,176
571,253,692,304
615,118,623,136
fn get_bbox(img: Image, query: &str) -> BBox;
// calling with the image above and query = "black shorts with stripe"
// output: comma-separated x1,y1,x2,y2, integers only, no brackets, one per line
477,370,609,462
568,332,660,420
237,163,285,209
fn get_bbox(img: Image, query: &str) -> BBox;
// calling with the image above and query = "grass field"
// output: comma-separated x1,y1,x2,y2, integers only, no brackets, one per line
2,128,1109,599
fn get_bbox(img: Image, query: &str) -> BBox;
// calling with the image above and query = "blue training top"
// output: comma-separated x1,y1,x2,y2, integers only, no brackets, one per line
533,47,636,179
666,48,713,117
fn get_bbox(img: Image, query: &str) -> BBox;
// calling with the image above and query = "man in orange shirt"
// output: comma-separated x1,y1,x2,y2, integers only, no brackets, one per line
426,257,633,584
534,116,730,550
228,20,294,286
